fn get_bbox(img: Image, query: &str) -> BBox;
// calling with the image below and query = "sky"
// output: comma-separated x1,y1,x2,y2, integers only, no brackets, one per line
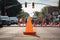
17,0,59,17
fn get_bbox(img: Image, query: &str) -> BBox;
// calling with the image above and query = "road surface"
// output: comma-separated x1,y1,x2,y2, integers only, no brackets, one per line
0,24,60,40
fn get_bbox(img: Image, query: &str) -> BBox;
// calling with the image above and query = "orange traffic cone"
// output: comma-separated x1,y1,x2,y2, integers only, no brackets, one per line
18,22,21,26
50,22,53,26
58,23,60,26
34,22,37,26
41,22,47,26
47,22,51,26
23,16,36,35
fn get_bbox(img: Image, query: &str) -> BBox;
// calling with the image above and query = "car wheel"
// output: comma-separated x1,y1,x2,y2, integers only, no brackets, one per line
7,24,10,26
0,25,3,28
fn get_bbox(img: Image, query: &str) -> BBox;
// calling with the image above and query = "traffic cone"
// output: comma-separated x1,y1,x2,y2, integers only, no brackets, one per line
34,22,37,26
18,22,21,26
41,22,47,26
47,22,51,26
50,22,53,26
44,22,47,26
58,23,60,26
23,16,36,35
53,23,56,26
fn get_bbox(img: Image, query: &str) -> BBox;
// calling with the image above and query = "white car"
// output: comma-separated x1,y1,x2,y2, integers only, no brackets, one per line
10,17,18,24
0,16,11,26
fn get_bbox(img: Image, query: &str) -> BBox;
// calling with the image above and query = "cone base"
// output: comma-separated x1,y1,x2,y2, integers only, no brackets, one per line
23,32,36,35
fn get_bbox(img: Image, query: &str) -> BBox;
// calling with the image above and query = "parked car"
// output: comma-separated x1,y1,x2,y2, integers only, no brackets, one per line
0,16,11,27
32,16,38,24
9,17,18,24
0,19,3,28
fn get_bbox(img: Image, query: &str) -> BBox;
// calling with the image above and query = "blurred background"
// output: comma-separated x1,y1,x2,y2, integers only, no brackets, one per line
0,0,60,27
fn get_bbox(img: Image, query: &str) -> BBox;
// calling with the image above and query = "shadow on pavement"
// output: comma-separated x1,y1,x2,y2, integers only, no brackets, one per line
28,34,40,38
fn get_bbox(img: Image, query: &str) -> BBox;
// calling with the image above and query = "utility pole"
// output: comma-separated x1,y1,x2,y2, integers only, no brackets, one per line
59,0,60,22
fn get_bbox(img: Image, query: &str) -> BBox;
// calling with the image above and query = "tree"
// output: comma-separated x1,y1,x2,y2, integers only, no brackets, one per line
34,7,46,18
0,0,22,16
34,11,40,17
41,7,46,15
0,0,1,10
38,12,43,18
17,11,29,18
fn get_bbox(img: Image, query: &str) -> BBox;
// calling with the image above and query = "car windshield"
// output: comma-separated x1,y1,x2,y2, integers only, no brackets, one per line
1,16,9,20
33,16,38,19
10,17,17,20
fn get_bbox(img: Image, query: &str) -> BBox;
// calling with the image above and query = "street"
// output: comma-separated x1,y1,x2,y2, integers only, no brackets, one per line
0,24,60,40
0,0,60,40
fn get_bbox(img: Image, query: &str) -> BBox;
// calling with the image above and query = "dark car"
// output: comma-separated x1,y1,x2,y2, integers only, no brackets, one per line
0,20,3,28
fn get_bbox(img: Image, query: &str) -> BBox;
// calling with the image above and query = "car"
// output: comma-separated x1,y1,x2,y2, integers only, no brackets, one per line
32,16,38,24
0,16,11,27
0,20,3,28
9,17,18,24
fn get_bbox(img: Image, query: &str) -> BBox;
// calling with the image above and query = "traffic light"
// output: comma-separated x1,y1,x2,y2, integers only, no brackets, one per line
25,2,27,8
32,2,34,8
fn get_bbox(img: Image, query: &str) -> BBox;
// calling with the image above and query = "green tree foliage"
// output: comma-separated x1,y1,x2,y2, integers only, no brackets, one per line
38,12,43,18
34,11,43,18
0,0,22,16
0,0,1,10
41,7,46,15
34,7,46,18
17,11,29,18
5,0,19,6
6,4,22,17
34,11,40,17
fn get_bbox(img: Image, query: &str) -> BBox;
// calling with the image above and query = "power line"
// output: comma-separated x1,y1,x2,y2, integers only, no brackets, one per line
5,4,19,9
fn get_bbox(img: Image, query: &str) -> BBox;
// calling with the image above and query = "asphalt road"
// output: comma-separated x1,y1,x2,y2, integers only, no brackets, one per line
0,24,60,40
